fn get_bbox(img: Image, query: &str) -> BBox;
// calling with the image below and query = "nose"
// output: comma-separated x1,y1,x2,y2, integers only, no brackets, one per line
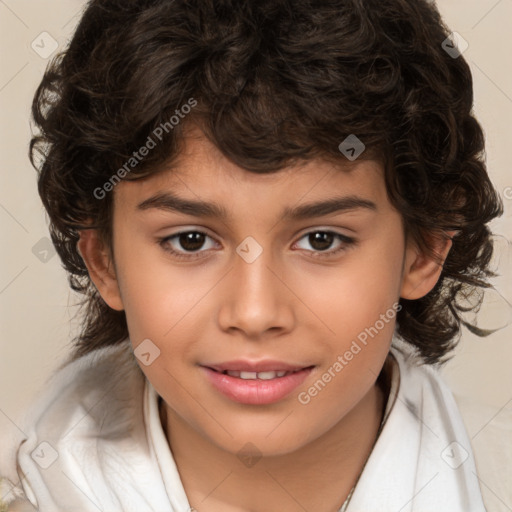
217,244,296,340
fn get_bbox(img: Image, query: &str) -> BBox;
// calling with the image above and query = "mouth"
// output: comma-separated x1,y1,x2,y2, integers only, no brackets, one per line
200,361,315,405
208,367,312,380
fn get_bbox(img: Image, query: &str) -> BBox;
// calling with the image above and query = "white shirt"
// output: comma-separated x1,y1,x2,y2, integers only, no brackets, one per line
0,337,509,511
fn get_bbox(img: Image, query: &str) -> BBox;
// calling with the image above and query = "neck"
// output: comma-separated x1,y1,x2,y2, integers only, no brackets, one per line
160,372,388,512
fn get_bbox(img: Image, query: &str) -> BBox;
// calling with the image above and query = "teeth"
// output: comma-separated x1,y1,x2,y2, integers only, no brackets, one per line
224,370,292,380
257,371,279,380
240,371,258,379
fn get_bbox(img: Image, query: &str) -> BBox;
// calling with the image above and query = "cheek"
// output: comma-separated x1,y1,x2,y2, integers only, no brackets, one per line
295,228,403,398
301,232,403,338
112,233,209,347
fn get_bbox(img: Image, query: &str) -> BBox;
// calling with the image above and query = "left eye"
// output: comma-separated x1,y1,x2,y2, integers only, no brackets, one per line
294,231,354,255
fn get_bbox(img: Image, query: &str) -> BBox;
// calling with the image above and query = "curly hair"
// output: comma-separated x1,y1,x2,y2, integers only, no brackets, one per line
30,0,503,365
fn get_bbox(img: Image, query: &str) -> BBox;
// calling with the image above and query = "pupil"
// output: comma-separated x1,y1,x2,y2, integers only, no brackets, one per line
180,232,205,251
310,232,333,251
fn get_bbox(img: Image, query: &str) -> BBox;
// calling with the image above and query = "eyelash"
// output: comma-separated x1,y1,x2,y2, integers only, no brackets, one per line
158,229,356,261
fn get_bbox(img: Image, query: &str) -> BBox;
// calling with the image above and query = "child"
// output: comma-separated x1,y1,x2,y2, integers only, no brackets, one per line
1,0,509,510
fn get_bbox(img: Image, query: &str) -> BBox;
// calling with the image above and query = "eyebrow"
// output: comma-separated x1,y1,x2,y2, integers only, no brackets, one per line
137,191,377,220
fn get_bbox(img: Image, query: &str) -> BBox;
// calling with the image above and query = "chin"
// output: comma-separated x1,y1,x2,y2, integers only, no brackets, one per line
208,424,314,459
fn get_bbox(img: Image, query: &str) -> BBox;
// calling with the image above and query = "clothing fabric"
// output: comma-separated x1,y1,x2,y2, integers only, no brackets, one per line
0,337,504,511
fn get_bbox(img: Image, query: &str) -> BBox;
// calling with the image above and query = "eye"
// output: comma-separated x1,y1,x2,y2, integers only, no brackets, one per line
159,229,356,261
159,230,218,260
293,230,356,257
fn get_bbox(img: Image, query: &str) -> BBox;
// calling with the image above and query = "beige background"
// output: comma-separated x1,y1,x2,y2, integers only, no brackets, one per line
0,0,511,436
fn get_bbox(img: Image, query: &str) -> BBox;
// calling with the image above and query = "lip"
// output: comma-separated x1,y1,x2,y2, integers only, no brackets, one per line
200,362,314,405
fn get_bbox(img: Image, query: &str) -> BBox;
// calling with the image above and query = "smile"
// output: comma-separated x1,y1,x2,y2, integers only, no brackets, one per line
201,364,315,405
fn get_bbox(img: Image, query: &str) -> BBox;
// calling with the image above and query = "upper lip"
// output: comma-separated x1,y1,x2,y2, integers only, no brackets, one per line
203,360,312,373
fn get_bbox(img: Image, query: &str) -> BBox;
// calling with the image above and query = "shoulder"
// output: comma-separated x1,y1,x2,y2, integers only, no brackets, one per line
0,340,142,511
453,393,512,512
390,337,512,512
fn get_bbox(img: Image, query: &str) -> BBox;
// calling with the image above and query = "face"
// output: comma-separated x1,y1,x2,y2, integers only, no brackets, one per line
82,126,447,457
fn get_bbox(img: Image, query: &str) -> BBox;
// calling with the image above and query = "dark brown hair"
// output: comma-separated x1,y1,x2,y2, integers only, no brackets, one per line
30,0,503,365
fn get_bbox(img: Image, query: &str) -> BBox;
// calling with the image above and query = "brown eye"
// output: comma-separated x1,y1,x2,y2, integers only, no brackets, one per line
294,230,356,257
160,230,218,259
308,232,335,251
177,232,207,251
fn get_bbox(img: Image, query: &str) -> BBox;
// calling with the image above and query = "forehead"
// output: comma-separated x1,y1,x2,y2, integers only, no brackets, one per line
114,126,389,215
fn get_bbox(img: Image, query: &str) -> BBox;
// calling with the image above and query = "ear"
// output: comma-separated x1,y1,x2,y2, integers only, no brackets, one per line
77,229,124,311
400,230,456,300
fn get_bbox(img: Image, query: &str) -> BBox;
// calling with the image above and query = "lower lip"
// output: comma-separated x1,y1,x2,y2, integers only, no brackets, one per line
201,367,314,405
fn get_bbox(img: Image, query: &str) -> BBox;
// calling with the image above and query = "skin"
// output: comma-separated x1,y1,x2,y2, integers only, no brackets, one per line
79,125,453,512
